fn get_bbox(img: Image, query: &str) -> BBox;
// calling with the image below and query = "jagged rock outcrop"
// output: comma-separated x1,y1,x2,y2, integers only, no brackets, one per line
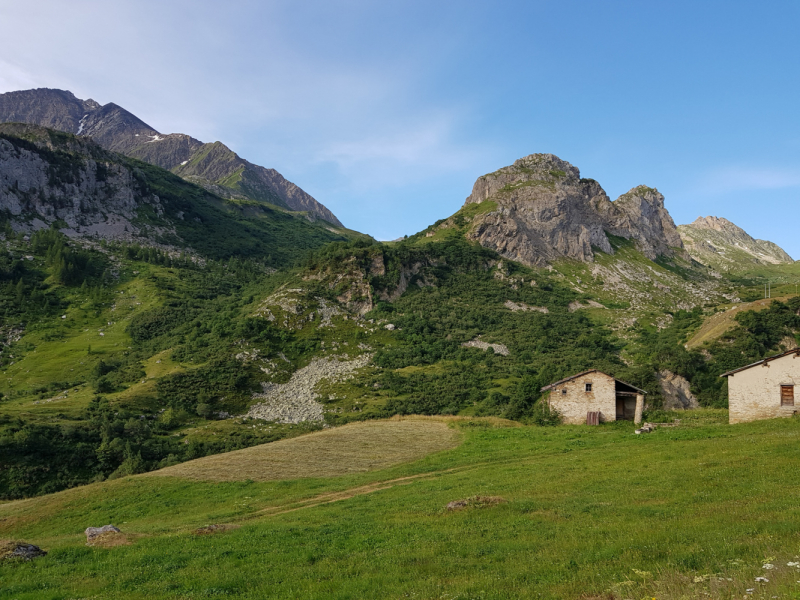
461,153,687,266
678,216,794,272
0,88,343,226
656,369,699,410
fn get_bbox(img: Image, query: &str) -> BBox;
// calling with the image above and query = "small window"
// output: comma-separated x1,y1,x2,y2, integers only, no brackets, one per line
585,383,592,392
561,389,567,395
781,385,794,406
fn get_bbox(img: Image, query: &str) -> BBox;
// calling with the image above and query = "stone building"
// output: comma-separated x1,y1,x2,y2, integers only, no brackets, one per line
541,370,646,425
721,348,800,424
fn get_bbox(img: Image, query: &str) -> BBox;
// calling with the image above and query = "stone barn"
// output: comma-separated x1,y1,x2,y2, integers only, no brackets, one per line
541,370,646,425
721,348,800,424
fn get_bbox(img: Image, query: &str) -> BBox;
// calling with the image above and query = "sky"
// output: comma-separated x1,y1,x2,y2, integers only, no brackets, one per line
1,0,799,255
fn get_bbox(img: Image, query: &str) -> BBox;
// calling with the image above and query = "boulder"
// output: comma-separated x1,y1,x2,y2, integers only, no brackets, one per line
657,370,699,410
0,540,46,561
85,524,121,543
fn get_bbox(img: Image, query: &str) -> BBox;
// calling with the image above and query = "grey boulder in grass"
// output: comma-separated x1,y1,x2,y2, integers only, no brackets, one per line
85,524,121,542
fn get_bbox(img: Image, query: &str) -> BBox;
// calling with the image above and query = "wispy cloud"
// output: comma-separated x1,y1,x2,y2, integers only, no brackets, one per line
695,166,800,195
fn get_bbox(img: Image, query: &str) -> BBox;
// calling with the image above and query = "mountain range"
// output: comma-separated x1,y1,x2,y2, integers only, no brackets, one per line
0,88,342,226
678,215,794,272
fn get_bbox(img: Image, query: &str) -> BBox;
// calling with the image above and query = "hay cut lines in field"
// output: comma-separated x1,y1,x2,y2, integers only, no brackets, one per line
148,417,464,482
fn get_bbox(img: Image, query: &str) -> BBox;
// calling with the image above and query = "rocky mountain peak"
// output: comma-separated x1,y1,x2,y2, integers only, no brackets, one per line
462,154,686,267
607,186,686,261
678,216,793,270
687,215,742,234
512,153,581,179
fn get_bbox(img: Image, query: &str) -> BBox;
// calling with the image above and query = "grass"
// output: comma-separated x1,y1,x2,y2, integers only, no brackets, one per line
3,411,800,598
686,295,795,349
149,417,461,481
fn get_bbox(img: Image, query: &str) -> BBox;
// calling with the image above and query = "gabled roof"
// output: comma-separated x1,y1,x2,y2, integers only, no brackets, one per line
720,348,800,377
540,369,647,394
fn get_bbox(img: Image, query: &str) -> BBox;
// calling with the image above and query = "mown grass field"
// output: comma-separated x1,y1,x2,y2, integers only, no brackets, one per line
2,411,800,599
685,296,794,349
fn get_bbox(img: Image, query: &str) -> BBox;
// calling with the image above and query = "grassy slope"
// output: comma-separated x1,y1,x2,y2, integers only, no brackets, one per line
2,412,800,599
686,295,796,349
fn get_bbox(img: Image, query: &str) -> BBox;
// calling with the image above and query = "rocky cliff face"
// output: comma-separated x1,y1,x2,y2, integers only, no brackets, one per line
0,123,170,241
0,88,343,226
0,123,347,262
462,154,687,266
678,216,794,271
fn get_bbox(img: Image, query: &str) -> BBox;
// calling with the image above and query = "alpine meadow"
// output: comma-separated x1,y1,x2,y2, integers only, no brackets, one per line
2,9,800,597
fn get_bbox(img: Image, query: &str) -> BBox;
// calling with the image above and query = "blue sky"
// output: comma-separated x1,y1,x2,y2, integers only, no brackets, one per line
1,0,799,255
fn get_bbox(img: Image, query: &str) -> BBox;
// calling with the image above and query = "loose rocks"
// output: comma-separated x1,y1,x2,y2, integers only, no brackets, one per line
461,338,510,356
246,354,371,424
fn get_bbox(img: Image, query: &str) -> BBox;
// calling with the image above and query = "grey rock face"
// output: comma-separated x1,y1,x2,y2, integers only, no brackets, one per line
657,369,699,410
0,88,342,226
462,154,687,266
0,124,170,240
604,186,688,261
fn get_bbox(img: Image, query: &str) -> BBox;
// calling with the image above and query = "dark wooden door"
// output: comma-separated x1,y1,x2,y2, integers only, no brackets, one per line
781,385,794,406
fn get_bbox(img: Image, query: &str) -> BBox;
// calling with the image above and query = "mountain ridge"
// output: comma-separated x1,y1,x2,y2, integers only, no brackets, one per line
447,153,689,266
0,122,348,263
678,215,794,272
0,88,343,226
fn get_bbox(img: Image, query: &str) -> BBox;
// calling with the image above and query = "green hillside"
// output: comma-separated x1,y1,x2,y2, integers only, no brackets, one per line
3,412,800,599
3,214,800,500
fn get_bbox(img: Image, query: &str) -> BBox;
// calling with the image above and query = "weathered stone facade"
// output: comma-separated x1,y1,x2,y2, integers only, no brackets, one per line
545,372,617,424
724,350,800,424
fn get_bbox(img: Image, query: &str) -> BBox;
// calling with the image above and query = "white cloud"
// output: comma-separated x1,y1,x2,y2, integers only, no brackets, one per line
315,113,487,190
695,166,800,195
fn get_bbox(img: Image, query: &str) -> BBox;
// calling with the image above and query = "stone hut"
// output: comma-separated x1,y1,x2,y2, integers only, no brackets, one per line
721,348,800,424
541,370,646,425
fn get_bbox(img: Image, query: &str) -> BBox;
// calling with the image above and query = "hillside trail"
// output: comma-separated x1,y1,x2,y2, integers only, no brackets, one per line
227,441,587,526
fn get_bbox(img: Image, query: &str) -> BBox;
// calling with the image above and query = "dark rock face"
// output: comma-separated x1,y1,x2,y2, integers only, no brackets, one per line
463,154,687,266
0,88,98,133
0,540,47,561
0,88,342,226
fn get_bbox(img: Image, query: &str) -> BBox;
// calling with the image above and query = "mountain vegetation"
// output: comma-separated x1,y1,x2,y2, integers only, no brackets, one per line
0,117,795,519
0,103,799,597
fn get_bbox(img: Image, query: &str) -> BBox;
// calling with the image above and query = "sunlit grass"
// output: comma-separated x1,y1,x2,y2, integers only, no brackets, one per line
2,411,800,598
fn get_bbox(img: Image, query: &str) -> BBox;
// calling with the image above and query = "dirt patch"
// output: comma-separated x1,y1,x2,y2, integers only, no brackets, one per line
686,296,792,349
446,496,507,511
149,417,461,482
194,524,240,535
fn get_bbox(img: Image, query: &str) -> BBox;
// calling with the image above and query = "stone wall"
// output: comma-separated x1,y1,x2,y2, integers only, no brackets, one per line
728,354,800,424
547,372,617,425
